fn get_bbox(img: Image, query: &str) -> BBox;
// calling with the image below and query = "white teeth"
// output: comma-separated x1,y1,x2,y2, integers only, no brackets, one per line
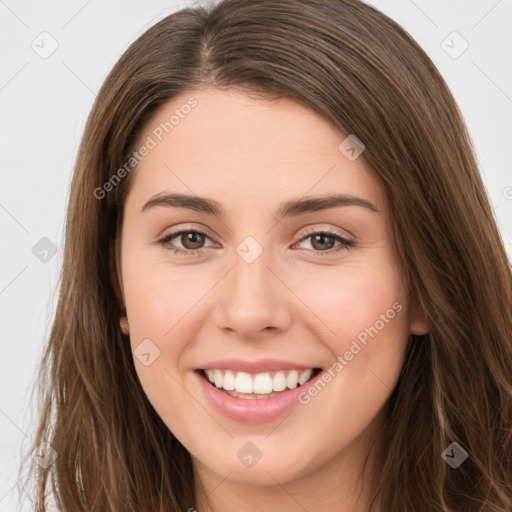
222,370,236,391
214,369,223,388
286,370,299,389
253,373,273,394
203,368,317,394
225,390,279,399
235,372,253,393
298,368,313,385
272,372,287,391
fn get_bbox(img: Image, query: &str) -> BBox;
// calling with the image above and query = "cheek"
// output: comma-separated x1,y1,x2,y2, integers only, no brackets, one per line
289,256,410,399
122,258,217,412
122,244,208,341
290,255,408,346
122,266,197,425
288,265,409,452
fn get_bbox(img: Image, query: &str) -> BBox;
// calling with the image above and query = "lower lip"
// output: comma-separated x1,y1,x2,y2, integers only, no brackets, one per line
194,369,323,423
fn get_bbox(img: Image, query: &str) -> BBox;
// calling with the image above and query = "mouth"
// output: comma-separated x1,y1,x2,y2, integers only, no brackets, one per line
195,367,323,399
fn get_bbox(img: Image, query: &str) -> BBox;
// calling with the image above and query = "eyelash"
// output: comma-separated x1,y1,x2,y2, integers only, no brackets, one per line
157,226,354,258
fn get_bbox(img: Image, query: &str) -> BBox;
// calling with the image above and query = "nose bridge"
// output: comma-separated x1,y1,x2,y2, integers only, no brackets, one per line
214,234,291,335
233,237,270,296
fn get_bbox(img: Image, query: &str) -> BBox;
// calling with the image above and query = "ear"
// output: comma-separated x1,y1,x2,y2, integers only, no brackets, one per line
409,295,429,335
120,316,130,335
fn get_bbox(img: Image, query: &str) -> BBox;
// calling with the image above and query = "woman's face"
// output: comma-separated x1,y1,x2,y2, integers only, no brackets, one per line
118,87,427,495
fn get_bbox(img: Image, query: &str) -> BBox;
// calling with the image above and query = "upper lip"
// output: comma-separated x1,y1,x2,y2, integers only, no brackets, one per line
197,358,322,373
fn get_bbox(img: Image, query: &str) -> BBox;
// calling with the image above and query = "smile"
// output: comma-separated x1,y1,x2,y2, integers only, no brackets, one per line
199,368,322,398
194,367,324,423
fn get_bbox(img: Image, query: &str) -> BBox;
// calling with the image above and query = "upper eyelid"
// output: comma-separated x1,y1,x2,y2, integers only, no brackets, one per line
160,225,216,243
299,226,353,241
160,221,353,238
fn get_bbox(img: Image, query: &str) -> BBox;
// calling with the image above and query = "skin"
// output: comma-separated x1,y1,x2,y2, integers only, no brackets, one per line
117,87,428,512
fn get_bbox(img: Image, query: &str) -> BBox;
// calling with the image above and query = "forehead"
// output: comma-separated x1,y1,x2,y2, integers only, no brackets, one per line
125,87,386,216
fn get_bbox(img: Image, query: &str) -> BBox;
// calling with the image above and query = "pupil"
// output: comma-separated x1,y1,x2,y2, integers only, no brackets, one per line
183,232,203,249
313,234,333,250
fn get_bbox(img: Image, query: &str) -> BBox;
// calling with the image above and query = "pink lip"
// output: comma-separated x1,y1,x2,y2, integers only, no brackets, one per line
194,369,324,423
198,358,321,373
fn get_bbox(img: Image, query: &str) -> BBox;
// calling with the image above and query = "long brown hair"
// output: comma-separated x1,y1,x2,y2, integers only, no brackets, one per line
18,0,512,510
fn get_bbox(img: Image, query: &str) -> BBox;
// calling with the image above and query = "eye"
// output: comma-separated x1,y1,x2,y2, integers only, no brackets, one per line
157,227,355,257
294,228,354,257
157,228,216,256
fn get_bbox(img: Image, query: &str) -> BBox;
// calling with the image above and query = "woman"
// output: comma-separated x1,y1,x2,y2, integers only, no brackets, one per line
20,0,512,510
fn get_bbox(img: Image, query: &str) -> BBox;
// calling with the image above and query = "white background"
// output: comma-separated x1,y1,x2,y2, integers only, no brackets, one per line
1,0,511,510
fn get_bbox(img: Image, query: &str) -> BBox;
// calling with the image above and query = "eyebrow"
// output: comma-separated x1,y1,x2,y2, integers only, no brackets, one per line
141,192,379,218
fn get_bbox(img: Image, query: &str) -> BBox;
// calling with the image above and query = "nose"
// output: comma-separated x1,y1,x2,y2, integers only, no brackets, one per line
212,247,293,339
